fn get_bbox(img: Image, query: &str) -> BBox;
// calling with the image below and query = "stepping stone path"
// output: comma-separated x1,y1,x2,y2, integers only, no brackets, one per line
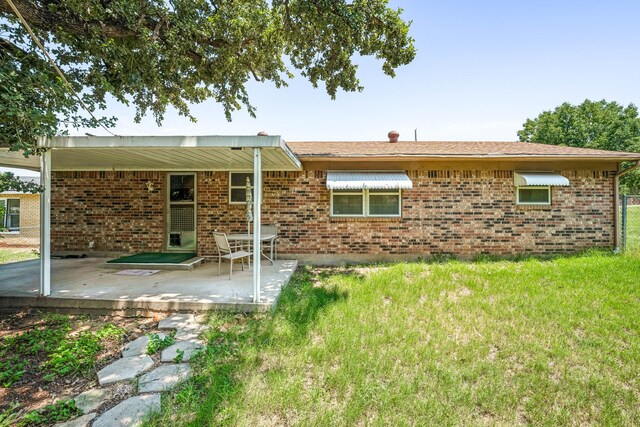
55,413,97,427
74,388,113,413
139,364,192,393
161,339,204,362
92,395,161,427
97,355,154,386
122,333,167,357
56,314,204,427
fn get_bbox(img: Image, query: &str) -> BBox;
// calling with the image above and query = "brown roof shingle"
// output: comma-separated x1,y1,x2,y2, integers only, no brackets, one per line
287,141,640,160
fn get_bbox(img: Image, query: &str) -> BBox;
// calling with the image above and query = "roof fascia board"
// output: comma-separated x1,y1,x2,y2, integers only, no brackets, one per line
42,135,285,149
280,140,303,170
296,154,640,161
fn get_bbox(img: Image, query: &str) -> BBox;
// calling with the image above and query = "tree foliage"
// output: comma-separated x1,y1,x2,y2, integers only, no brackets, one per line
518,99,640,193
0,0,415,158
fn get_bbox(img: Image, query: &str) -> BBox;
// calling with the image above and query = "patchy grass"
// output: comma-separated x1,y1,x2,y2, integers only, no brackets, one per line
0,249,37,264
19,400,81,426
0,312,152,425
146,250,640,426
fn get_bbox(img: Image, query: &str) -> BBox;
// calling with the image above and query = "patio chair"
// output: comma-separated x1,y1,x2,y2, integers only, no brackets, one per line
213,232,251,280
261,224,278,262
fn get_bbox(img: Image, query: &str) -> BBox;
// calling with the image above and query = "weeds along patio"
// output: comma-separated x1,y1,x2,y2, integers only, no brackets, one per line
0,257,297,314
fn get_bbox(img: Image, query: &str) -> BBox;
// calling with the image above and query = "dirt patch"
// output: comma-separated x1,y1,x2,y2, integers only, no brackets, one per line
0,310,156,420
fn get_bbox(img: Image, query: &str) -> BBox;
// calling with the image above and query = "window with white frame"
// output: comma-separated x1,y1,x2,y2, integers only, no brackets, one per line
331,189,401,217
229,172,254,204
516,186,551,205
0,199,20,231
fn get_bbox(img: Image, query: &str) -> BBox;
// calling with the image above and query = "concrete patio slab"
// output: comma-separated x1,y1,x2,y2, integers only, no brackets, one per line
0,257,297,313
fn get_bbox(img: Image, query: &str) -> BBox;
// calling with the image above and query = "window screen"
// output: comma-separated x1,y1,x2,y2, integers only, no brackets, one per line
517,187,550,205
332,193,364,216
170,205,195,231
369,194,400,216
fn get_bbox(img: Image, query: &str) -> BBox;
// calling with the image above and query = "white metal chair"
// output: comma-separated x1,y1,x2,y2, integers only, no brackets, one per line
261,224,278,263
213,232,251,279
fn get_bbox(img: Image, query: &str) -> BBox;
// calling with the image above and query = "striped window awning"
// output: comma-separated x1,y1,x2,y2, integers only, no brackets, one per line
514,172,570,187
326,171,413,190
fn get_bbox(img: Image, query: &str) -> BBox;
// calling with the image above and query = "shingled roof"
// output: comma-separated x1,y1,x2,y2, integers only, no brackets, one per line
287,141,640,160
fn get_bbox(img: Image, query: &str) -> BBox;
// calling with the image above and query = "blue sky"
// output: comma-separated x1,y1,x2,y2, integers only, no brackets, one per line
5,0,640,175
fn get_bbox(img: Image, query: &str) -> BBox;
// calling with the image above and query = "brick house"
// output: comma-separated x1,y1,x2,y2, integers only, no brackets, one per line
0,177,40,248
2,134,640,267
3,134,639,262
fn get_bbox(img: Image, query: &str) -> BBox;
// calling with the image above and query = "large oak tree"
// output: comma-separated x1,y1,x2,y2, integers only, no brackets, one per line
518,99,640,193
0,0,415,159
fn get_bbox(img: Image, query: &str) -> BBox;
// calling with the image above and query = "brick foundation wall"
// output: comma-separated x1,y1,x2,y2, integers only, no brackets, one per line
51,169,616,259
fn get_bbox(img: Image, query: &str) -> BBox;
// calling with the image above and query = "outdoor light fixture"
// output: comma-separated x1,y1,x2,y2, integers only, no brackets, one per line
145,181,155,193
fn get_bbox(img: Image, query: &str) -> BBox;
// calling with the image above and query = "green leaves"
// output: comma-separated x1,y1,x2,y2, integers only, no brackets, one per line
519,99,640,193
518,99,640,152
19,399,82,426
0,172,42,193
1,0,415,150
146,332,176,355
0,316,125,386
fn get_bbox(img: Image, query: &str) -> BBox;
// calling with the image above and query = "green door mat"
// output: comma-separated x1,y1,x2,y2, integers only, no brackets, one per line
106,252,197,264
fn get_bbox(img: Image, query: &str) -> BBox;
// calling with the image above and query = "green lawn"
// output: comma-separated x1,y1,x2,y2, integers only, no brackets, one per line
625,205,640,251
146,251,640,426
0,249,38,264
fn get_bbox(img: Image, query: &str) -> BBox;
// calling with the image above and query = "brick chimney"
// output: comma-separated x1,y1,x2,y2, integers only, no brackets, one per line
388,130,399,143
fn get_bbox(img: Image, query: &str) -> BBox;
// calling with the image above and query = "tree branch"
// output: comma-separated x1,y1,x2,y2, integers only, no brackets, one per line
0,0,137,38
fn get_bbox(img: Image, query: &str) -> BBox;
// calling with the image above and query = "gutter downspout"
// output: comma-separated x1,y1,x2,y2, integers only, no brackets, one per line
614,160,640,253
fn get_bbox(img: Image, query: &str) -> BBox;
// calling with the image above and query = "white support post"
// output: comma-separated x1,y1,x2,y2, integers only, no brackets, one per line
252,148,262,303
40,149,51,296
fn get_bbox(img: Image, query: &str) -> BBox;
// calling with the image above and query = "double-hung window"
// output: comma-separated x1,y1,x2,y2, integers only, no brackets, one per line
331,189,402,217
229,172,254,204
0,199,20,231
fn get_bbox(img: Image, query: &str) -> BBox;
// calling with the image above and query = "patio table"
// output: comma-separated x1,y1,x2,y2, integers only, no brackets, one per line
227,232,276,266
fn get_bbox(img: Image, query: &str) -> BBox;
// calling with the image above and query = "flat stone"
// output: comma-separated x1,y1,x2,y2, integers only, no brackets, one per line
138,364,192,393
54,413,96,427
122,333,167,357
93,394,161,427
74,388,112,413
174,324,206,341
158,313,195,330
161,340,204,362
97,355,154,386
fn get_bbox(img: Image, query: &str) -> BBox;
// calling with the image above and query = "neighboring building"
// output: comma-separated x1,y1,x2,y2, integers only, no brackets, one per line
0,177,40,248
1,135,639,263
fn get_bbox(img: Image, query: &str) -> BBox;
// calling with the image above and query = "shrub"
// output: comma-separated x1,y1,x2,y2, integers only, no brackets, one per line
19,400,81,426
146,333,175,355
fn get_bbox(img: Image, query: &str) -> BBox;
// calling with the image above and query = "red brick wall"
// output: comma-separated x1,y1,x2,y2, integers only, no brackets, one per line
51,169,616,259
51,171,165,253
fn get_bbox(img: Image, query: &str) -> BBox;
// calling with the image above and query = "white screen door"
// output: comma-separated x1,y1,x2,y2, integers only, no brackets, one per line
167,173,196,251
